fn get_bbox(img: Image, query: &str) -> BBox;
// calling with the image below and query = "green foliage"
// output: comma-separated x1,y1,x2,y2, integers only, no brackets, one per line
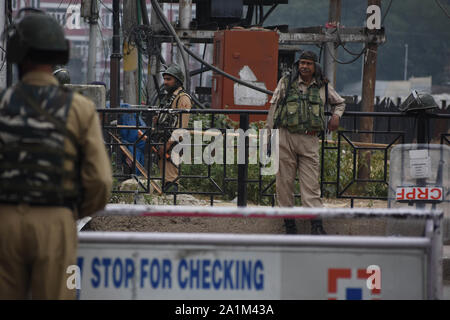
320,140,390,199
109,117,391,203
179,156,276,206
179,126,390,204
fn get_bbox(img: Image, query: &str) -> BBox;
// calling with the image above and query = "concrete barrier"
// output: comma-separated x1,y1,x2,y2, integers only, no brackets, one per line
65,84,106,109
76,205,443,300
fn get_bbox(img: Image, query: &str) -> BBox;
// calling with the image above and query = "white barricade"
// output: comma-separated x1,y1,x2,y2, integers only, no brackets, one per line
77,205,443,300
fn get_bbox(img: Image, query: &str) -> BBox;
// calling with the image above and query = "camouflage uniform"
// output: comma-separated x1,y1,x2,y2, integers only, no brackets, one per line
266,74,345,231
158,87,191,187
0,71,112,299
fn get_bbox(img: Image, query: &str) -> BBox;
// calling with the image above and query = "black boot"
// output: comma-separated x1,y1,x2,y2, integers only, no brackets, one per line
284,219,297,234
164,182,178,193
311,219,327,235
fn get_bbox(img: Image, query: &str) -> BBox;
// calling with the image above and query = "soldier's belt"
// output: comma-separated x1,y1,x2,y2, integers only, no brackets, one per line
0,200,76,211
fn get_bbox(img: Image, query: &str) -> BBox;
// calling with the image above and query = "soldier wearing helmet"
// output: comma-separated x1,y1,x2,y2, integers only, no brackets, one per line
266,50,346,235
0,9,112,299
154,63,192,192
53,66,71,85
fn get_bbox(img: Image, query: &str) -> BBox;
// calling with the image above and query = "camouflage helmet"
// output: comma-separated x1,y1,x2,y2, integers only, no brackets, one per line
399,91,438,113
162,64,184,85
6,8,70,65
53,67,71,85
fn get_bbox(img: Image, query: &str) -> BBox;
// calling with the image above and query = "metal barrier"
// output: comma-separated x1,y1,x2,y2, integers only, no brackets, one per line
77,205,443,299
99,107,450,207
442,133,450,146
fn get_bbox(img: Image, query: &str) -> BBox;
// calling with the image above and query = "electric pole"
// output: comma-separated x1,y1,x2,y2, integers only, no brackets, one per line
148,0,164,105
110,0,121,108
358,0,381,183
404,43,408,81
82,0,99,83
6,0,11,87
324,0,341,141
176,0,192,89
0,0,6,89
123,0,138,104
361,0,380,133
324,0,341,87
179,0,192,30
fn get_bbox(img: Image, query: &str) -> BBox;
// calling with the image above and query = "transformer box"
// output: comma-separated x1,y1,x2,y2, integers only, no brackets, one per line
211,28,279,123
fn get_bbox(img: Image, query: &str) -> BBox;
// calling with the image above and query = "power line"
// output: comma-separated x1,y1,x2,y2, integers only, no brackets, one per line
325,42,366,65
96,24,108,83
325,26,367,64
98,0,113,14
381,0,393,25
335,26,367,57
54,0,77,23
435,0,450,19
57,0,69,10
97,13,111,83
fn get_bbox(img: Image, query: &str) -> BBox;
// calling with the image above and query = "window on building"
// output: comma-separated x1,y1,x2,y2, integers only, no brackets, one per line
30,0,40,8
104,13,110,28
103,13,112,28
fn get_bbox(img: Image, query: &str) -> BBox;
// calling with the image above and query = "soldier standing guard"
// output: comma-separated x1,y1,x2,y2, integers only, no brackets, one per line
0,9,112,299
154,63,192,192
266,51,346,234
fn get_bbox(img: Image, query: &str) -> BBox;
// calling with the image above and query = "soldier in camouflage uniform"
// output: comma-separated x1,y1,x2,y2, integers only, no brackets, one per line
155,64,192,192
266,51,346,235
0,10,112,299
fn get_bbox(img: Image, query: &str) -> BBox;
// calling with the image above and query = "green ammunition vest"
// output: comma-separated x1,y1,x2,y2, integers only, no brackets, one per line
0,83,81,208
274,77,326,133
156,89,191,141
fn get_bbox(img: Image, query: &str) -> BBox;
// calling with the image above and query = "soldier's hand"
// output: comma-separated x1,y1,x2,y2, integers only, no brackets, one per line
327,114,340,132
158,146,164,159
159,141,174,159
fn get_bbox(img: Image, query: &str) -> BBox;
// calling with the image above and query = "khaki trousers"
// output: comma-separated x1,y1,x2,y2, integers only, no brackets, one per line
0,205,77,300
158,158,178,184
276,128,323,208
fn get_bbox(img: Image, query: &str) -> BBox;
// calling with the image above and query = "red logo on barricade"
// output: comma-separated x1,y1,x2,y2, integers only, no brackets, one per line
396,187,443,201
327,267,381,300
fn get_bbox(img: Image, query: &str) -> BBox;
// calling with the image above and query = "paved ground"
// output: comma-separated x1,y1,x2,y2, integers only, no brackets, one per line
88,197,389,234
